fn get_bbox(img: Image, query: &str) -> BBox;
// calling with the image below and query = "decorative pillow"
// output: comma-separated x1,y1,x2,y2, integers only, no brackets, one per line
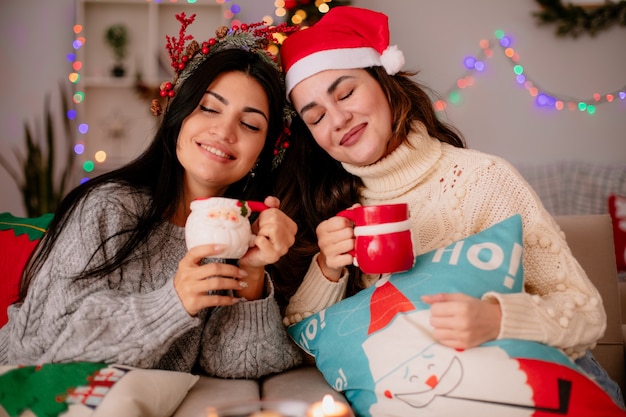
0,362,199,417
608,194,626,273
0,212,53,327
288,215,624,417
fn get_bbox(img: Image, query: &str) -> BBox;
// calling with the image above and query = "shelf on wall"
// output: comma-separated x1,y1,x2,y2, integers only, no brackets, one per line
75,0,226,177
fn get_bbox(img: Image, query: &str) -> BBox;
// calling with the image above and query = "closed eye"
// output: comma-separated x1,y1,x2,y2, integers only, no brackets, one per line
311,113,324,126
199,105,217,113
242,121,261,132
340,89,354,101
308,90,353,126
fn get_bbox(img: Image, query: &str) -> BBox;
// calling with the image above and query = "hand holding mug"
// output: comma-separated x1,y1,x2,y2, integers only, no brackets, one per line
316,204,362,280
184,197,270,298
239,196,297,269
174,243,248,316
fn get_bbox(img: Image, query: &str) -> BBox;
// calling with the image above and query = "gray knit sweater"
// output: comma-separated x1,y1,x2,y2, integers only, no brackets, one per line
0,183,302,378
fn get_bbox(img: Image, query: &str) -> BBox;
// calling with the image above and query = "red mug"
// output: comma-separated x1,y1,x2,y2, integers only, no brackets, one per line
336,203,415,274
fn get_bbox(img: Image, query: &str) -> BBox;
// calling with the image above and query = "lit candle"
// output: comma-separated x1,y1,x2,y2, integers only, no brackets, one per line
306,395,353,417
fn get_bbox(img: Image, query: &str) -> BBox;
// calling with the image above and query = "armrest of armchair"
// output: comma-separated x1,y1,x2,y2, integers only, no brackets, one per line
554,214,625,393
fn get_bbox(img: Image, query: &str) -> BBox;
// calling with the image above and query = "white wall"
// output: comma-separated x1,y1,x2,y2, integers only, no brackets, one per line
0,0,75,216
0,0,277,217
1,0,624,216
354,0,626,165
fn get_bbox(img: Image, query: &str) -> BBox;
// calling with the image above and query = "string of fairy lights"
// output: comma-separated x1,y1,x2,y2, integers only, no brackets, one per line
66,2,626,181
433,29,626,115
67,0,305,181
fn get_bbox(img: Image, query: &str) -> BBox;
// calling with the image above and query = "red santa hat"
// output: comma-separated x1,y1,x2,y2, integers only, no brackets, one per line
281,6,405,97
368,277,416,335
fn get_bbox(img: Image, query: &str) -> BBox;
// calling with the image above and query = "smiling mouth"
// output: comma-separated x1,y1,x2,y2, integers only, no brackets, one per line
198,143,234,160
340,123,366,146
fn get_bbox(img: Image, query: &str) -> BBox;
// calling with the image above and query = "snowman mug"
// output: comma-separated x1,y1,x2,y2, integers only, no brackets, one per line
336,203,415,275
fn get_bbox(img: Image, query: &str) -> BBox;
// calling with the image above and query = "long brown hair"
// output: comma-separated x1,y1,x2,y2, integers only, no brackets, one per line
20,49,286,302
368,67,465,149
272,67,465,308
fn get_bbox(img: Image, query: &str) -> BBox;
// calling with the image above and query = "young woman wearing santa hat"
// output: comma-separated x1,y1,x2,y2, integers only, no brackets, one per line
273,5,623,406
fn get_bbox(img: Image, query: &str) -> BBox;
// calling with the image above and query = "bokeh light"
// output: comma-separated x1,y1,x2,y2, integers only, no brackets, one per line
82,160,95,173
434,100,446,111
95,150,107,163
463,56,476,69
73,92,84,104
448,91,461,104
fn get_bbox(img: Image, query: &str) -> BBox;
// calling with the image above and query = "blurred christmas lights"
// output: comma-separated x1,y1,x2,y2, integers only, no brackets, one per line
434,30,625,115
67,6,625,179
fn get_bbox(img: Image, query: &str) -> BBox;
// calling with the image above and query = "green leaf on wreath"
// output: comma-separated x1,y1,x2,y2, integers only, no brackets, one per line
533,0,626,38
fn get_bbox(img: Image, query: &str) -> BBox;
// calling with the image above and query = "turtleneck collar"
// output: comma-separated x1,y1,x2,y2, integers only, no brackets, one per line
342,123,442,200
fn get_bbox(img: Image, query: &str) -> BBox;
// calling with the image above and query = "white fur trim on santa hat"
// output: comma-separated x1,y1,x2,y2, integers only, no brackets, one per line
285,47,382,97
380,45,405,76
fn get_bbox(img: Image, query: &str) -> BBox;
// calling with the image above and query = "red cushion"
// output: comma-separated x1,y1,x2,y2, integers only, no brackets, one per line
0,213,52,327
608,194,626,273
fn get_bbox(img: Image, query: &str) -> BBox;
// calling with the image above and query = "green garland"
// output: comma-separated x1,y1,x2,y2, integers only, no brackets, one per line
533,0,626,37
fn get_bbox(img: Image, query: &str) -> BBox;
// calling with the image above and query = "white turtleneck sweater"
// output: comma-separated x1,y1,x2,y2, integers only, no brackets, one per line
284,124,606,359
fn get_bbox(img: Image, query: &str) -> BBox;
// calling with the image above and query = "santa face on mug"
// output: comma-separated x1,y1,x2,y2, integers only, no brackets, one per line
185,197,255,260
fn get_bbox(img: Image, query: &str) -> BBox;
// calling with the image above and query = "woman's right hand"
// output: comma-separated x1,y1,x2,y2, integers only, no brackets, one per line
174,244,249,316
316,214,356,281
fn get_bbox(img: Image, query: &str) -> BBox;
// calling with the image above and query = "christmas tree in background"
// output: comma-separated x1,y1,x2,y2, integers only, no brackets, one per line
284,0,351,27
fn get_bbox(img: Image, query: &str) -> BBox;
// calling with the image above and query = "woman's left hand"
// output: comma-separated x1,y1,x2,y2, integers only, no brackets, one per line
421,293,502,349
239,196,297,269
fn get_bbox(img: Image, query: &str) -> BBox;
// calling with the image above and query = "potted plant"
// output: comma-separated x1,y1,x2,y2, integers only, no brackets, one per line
104,23,129,77
0,84,76,217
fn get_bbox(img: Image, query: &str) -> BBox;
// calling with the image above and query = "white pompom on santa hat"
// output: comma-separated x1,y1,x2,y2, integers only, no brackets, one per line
281,6,405,98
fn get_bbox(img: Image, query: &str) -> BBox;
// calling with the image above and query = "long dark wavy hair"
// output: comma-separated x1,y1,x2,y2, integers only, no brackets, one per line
273,67,466,307
19,48,286,302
